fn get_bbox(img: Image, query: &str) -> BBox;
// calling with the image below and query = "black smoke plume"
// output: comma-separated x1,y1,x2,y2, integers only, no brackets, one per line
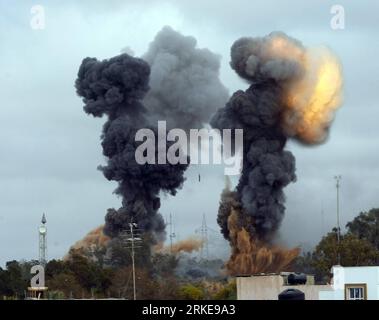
212,80,297,241
211,31,342,245
75,54,188,243
75,27,227,244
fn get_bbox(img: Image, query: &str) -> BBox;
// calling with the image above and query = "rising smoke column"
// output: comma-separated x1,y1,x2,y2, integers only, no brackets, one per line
211,32,343,274
75,27,228,246
75,54,188,243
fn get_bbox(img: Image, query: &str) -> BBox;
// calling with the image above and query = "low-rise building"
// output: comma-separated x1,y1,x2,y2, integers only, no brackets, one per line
237,273,332,300
319,266,379,300
237,266,379,300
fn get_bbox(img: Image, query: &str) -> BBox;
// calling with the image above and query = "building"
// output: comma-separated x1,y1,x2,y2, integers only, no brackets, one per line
319,266,379,300
237,266,379,300
237,273,332,300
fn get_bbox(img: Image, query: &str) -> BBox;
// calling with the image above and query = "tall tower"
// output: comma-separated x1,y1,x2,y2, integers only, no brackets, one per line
195,214,209,259
39,213,47,266
169,213,176,253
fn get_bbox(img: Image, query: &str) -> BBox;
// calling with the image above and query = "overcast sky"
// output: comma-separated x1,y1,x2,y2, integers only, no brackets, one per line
1,0,378,266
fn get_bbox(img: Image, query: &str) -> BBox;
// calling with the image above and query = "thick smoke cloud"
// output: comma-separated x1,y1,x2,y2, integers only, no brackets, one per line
212,80,297,240
143,26,229,131
212,32,342,244
75,27,227,244
75,54,188,242
230,32,304,83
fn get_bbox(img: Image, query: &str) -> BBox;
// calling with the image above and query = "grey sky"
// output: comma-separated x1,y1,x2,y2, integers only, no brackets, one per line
1,0,378,266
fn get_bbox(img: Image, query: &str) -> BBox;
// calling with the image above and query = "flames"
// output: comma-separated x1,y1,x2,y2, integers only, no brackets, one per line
265,34,305,62
283,47,343,144
258,34,343,144
226,209,299,275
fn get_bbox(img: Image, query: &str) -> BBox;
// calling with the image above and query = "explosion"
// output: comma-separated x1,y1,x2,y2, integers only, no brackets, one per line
71,225,110,250
64,225,110,261
211,32,343,275
283,47,343,143
75,28,342,274
75,26,227,247
226,199,300,275
154,238,203,255
67,225,202,259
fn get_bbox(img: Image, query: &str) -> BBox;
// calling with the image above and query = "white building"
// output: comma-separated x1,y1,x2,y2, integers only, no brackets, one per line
319,266,379,300
236,266,379,300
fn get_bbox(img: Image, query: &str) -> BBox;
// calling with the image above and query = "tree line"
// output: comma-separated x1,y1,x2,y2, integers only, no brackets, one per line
294,208,379,282
1,208,379,299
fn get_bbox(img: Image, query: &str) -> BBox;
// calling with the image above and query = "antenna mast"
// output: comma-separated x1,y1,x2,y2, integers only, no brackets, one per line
334,175,342,265
39,213,47,266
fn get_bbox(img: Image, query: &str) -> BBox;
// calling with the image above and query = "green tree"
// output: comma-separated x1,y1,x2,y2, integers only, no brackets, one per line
292,251,319,280
156,276,180,299
45,259,69,279
179,284,204,300
346,208,379,250
47,273,84,299
0,267,13,297
213,281,237,300
66,251,113,295
4,261,27,298
110,266,162,299
107,236,152,270
152,253,178,277
312,231,379,282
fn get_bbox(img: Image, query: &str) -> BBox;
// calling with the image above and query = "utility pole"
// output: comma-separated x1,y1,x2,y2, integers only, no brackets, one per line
130,222,137,301
335,175,342,265
120,221,141,300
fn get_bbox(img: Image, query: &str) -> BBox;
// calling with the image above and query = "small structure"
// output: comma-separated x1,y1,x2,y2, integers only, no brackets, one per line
319,266,379,300
27,286,48,300
26,214,49,299
236,272,332,300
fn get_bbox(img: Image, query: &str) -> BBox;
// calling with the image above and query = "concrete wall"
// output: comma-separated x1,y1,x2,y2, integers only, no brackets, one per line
319,266,379,300
237,275,282,300
342,266,379,299
237,275,332,300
